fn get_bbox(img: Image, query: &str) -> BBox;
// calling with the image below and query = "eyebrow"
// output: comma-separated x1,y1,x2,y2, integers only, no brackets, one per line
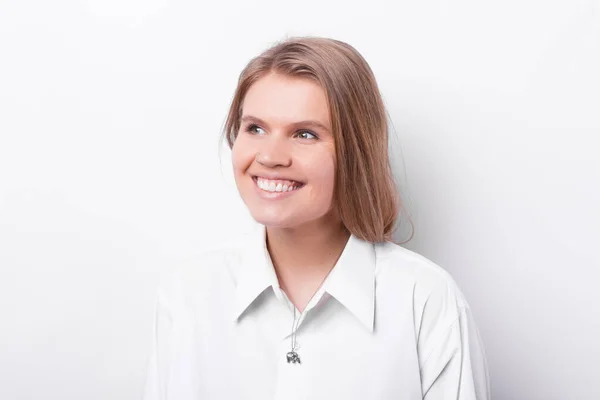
240,115,331,133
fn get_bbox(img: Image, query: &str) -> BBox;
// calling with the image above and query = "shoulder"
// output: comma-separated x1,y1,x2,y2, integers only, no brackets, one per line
374,241,460,293
373,241,470,320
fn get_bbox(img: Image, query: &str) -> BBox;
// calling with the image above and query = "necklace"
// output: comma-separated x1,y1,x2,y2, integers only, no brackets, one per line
285,263,337,364
286,308,301,364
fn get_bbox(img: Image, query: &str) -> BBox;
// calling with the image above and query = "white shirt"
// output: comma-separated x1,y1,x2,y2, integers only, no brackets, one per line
143,226,490,400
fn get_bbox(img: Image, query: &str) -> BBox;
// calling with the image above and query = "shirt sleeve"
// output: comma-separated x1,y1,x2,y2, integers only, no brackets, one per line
142,288,174,400
418,280,490,400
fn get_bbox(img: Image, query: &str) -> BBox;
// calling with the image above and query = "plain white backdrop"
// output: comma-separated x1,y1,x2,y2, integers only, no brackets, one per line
1,0,599,399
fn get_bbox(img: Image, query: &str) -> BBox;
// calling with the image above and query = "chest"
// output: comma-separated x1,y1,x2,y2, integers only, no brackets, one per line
168,294,423,400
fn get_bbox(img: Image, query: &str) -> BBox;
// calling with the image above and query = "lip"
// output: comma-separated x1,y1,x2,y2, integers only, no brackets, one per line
251,176,304,200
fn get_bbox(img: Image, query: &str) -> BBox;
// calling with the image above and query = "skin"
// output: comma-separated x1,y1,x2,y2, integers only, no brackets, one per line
231,72,350,312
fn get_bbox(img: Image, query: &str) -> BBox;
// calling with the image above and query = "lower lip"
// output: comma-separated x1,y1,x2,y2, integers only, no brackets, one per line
252,178,303,200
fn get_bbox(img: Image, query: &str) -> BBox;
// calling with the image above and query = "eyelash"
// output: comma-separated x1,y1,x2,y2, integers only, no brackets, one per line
244,124,318,140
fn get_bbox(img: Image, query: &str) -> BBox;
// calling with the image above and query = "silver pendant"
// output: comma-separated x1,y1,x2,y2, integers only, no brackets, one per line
286,351,301,364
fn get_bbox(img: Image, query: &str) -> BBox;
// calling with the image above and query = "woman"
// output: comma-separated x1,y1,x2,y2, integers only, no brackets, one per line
143,37,490,399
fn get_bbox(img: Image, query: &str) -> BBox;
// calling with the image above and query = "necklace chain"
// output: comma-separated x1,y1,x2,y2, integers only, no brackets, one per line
286,262,337,363
291,308,300,351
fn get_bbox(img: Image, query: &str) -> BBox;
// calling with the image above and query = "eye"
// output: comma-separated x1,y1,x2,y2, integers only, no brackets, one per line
245,124,265,135
295,131,318,140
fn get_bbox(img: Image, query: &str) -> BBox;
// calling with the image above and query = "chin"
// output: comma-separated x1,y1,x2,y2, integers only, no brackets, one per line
247,209,299,229
250,209,335,231
251,215,296,229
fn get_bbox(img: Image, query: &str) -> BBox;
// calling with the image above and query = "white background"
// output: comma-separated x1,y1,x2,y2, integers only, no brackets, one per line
1,0,599,399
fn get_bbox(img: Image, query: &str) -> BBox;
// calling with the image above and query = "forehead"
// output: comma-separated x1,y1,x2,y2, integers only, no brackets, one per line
241,72,330,127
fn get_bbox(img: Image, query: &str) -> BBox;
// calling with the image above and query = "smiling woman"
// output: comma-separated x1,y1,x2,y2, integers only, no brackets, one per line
143,37,490,400
225,39,399,244
231,72,337,231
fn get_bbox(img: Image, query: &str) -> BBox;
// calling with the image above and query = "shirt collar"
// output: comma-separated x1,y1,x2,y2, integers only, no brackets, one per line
323,233,376,332
232,225,280,322
232,225,376,333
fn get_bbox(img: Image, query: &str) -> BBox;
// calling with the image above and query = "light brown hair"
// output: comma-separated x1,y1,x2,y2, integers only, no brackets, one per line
223,36,412,243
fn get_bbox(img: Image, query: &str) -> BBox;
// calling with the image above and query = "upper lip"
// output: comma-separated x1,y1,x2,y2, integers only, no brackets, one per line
251,173,305,184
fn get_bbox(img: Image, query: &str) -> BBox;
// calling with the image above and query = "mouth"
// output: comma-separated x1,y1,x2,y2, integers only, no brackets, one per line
252,176,305,193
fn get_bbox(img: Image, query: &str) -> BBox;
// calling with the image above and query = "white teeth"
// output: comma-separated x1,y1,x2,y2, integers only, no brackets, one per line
256,177,300,193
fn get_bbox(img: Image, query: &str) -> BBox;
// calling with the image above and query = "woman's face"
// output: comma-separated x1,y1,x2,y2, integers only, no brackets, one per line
231,72,336,229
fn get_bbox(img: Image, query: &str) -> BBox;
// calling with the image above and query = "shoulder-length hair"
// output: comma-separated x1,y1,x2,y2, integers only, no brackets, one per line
223,36,408,243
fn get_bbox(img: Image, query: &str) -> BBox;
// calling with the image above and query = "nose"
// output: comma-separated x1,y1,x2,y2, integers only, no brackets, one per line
255,135,292,168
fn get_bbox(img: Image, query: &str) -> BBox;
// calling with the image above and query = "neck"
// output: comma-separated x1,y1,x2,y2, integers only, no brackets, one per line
265,214,351,311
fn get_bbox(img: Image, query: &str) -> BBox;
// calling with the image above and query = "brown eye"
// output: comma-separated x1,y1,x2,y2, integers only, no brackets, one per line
295,131,318,140
246,124,265,135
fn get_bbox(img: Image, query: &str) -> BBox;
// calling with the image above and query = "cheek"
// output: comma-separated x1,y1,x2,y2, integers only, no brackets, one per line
302,151,336,198
231,137,254,175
